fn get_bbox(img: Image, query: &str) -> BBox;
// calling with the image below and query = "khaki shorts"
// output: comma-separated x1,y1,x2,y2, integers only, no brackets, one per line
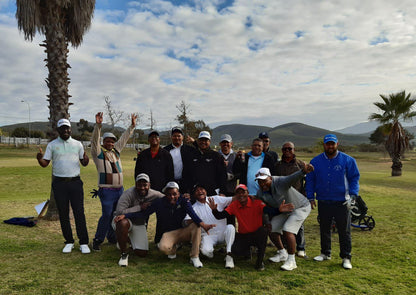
112,218,149,250
271,204,311,234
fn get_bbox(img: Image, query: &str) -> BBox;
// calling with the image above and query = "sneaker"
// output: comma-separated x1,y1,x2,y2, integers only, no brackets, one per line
255,261,265,271
342,258,352,269
225,255,234,269
314,254,331,261
92,239,101,252
168,254,177,259
62,243,74,253
190,257,203,268
80,244,91,254
297,250,306,258
118,253,129,267
269,249,288,263
281,259,297,271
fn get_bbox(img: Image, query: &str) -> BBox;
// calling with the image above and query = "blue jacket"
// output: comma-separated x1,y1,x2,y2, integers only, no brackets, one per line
306,151,360,202
125,195,202,243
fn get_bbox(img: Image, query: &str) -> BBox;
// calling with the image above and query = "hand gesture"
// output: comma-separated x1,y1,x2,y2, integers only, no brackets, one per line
303,163,314,174
279,200,294,213
207,197,218,211
36,147,43,160
114,215,125,223
140,201,151,211
81,152,89,166
310,200,316,210
200,222,216,234
131,113,138,128
185,135,195,144
95,112,103,124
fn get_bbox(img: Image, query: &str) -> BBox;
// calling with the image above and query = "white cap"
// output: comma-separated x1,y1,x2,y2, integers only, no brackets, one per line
198,131,211,140
57,119,71,128
255,167,272,180
103,132,117,141
162,181,180,193
220,134,232,143
135,173,150,182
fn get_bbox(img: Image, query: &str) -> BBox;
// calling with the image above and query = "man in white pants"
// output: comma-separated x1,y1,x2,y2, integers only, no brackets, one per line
184,184,235,268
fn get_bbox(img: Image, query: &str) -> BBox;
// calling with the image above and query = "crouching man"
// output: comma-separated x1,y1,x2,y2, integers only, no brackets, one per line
208,184,268,271
184,184,235,268
114,181,215,268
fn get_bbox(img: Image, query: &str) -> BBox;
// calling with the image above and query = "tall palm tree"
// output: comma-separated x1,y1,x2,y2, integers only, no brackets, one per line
369,90,416,176
16,0,95,219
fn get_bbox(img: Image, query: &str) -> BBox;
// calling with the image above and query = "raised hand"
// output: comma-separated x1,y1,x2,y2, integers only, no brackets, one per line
95,112,103,124
279,200,294,213
36,147,43,160
207,197,218,211
131,113,138,128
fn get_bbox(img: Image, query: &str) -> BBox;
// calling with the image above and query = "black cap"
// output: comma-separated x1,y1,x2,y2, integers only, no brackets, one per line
148,130,160,137
171,127,183,135
191,183,206,196
258,132,269,139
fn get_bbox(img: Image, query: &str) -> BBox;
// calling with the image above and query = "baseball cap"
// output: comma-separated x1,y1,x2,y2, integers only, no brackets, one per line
103,132,117,141
57,119,71,128
135,173,150,183
148,130,160,137
255,167,272,181
258,132,269,139
220,134,232,143
323,134,338,144
198,131,211,140
171,127,183,135
235,184,248,192
162,181,180,193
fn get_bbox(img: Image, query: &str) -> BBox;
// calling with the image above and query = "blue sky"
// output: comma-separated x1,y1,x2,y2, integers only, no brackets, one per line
1,0,415,131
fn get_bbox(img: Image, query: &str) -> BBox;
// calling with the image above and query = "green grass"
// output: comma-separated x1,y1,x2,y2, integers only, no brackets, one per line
0,146,415,294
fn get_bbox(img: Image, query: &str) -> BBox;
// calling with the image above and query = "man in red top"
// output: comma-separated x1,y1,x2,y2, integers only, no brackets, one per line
208,184,268,270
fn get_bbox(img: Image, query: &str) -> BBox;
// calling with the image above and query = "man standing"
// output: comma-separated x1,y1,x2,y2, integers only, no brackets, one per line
218,134,237,196
185,184,235,268
258,132,278,165
90,112,137,251
233,138,275,195
306,134,360,270
134,130,174,192
185,131,227,196
164,127,194,193
112,173,164,266
274,142,307,258
115,182,215,268
36,119,90,254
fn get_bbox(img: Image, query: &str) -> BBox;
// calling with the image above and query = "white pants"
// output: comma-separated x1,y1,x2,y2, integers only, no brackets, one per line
200,224,235,255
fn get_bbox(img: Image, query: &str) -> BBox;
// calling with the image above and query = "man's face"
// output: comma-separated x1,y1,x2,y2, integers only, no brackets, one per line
261,137,270,151
135,180,150,197
220,140,232,155
193,186,207,203
258,177,272,191
282,143,295,159
251,140,263,156
235,189,249,207
165,188,180,205
58,126,71,141
148,134,160,147
197,138,210,151
171,132,183,147
324,141,338,156
103,137,115,150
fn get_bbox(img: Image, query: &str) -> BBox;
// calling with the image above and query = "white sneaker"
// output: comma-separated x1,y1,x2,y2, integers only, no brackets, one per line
118,253,129,267
62,243,74,253
79,244,91,254
297,250,306,258
190,257,203,268
269,249,288,263
314,254,331,261
225,255,234,269
281,259,297,271
168,254,177,259
342,258,352,269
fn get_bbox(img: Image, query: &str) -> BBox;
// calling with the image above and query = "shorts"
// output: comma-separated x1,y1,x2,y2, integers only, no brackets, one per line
112,217,148,250
271,204,311,234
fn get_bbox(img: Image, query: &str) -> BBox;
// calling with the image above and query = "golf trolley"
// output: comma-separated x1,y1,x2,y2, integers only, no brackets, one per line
317,195,375,231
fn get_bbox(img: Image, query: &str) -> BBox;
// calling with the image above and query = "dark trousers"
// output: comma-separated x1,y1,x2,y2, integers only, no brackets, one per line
52,177,89,245
232,226,267,264
296,224,306,251
318,200,351,259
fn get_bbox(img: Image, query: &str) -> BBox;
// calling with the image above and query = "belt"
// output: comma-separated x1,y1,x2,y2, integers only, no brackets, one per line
54,176,80,182
101,187,123,191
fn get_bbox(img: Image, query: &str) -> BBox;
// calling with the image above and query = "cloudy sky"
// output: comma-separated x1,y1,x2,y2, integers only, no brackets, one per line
1,0,415,131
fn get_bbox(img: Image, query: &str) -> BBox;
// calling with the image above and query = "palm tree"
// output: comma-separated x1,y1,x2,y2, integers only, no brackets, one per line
369,90,416,176
16,0,95,219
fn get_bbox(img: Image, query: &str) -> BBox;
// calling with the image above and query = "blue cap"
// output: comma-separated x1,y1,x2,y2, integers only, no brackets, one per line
324,134,338,144
258,132,269,138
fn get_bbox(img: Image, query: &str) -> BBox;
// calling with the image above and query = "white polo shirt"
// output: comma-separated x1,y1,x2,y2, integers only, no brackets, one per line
43,137,84,177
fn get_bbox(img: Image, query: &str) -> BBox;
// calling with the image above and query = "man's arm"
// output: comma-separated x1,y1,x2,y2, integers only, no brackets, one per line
91,113,103,158
347,157,360,196
114,113,137,152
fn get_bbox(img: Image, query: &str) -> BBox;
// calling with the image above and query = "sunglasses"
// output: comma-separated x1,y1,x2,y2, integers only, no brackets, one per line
282,147,293,151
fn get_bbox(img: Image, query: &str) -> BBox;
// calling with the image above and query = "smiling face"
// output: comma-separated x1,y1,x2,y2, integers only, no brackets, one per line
257,176,272,191
165,188,180,205
57,126,71,141
220,140,232,155
135,179,150,197
235,188,249,207
103,137,116,150
281,142,295,161
261,137,270,151
148,134,160,148
197,137,211,151
251,139,263,156
324,141,338,157
171,131,184,147
193,186,207,203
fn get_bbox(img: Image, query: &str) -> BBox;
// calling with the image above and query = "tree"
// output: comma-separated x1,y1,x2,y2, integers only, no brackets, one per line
175,100,211,139
148,109,157,130
369,90,416,176
104,96,124,131
11,127,29,138
369,125,389,145
76,119,93,141
16,0,95,220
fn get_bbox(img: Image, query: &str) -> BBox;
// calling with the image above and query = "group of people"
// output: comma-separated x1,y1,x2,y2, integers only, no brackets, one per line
36,113,360,271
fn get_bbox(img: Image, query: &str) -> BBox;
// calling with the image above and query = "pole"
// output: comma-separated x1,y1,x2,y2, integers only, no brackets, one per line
21,100,31,144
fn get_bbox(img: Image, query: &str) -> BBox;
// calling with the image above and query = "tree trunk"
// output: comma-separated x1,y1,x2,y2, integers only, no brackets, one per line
391,154,402,177
41,5,72,220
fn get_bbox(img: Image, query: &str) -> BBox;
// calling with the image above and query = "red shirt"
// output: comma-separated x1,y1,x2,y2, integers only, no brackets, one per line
225,197,265,234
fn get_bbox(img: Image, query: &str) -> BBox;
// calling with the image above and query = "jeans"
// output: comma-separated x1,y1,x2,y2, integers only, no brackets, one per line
94,187,124,243
318,200,352,259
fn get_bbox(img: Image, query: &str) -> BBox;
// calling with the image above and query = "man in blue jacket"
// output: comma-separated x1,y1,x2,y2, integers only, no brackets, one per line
305,134,360,270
